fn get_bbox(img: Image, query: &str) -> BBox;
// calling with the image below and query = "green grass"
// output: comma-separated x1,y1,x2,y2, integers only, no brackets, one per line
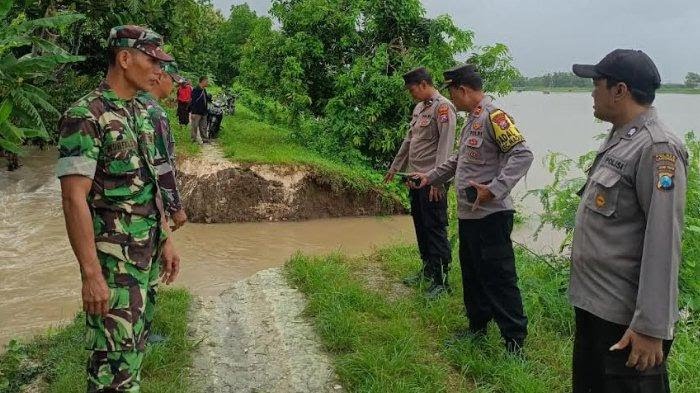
285,245,700,393
166,108,201,159
0,288,195,393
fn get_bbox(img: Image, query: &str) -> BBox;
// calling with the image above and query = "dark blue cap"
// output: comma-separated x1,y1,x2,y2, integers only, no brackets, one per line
572,49,661,91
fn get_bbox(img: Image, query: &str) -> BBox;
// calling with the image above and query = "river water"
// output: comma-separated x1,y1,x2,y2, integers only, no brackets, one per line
2,92,700,349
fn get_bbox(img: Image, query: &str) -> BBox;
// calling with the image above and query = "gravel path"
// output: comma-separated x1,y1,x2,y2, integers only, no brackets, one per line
190,268,344,393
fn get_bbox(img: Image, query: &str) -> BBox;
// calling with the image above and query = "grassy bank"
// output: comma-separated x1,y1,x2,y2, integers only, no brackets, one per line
0,289,195,393
285,245,700,393
205,103,407,204
167,108,202,159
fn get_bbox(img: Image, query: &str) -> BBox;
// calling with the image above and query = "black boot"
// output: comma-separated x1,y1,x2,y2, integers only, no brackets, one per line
505,338,525,357
426,263,451,300
402,261,430,287
445,325,487,347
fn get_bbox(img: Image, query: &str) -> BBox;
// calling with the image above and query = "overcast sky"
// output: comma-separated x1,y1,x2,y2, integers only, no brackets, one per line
213,0,699,83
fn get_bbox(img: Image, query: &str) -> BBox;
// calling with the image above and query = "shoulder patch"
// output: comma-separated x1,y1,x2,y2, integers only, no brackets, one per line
438,104,450,123
655,152,677,191
489,109,525,153
655,153,677,164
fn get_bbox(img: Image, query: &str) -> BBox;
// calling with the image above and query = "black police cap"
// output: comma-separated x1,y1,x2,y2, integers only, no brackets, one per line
442,63,483,89
572,49,661,91
403,67,432,85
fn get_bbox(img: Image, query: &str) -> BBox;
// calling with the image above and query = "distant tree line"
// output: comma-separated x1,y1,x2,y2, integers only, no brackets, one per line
513,72,590,89
516,71,700,90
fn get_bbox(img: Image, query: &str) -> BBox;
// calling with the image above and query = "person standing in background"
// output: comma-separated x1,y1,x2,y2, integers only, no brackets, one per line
189,76,210,144
176,80,192,126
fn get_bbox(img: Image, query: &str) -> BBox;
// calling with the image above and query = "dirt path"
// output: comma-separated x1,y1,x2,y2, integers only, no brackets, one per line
190,268,344,393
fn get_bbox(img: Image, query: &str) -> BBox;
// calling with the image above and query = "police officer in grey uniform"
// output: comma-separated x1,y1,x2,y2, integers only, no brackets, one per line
385,67,457,298
413,64,533,353
570,49,687,393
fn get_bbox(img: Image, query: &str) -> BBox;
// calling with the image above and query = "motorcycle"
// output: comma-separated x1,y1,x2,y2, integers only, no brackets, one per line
207,92,237,139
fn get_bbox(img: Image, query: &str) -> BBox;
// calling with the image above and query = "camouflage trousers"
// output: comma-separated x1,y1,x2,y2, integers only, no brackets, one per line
85,245,162,392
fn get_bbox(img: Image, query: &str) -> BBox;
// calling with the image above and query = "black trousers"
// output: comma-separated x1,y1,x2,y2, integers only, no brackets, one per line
177,101,190,125
458,212,527,342
573,308,672,393
409,187,451,280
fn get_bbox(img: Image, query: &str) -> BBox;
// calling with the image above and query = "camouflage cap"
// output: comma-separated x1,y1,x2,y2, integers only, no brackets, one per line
107,25,173,62
161,62,185,84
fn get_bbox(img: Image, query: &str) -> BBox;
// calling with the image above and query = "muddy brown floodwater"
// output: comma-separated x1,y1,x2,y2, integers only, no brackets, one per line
0,148,416,350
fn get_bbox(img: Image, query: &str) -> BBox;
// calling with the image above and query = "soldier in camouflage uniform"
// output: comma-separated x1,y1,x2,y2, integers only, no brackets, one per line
57,25,181,392
137,61,188,230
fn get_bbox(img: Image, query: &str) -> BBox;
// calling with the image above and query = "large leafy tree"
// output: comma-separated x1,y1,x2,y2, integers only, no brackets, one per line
236,0,520,166
212,4,260,86
0,0,84,154
14,0,225,78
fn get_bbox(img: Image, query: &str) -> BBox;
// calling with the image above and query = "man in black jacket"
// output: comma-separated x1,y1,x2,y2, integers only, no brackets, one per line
189,76,210,143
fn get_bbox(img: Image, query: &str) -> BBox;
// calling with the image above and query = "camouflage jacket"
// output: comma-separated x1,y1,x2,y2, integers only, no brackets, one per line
137,92,182,214
57,80,167,269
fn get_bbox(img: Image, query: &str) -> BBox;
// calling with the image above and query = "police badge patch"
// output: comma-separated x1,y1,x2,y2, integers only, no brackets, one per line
658,173,674,190
489,109,525,153
438,104,450,123
418,115,431,127
655,153,677,191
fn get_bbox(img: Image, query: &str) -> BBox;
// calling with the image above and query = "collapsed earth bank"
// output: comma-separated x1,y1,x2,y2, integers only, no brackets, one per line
176,148,406,223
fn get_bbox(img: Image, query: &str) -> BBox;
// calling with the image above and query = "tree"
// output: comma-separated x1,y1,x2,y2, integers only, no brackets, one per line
236,0,520,167
685,72,700,88
0,0,84,154
212,4,260,86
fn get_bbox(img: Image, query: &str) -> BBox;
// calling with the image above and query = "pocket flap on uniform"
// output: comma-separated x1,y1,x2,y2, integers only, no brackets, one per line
590,168,621,188
584,168,621,217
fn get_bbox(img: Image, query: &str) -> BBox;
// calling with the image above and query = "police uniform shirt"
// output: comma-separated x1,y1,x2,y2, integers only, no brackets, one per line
427,96,534,219
569,107,688,340
390,92,457,174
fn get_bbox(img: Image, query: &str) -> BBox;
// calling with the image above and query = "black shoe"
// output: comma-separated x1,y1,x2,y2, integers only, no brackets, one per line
402,272,429,287
426,283,451,300
425,264,451,298
505,339,524,356
445,327,485,347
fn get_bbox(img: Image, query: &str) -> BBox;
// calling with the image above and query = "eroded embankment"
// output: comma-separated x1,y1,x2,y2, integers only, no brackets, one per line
176,145,406,223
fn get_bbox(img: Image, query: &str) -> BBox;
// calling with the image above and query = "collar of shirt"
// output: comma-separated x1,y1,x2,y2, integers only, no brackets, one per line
98,80,137,111
422,92,440,108
469,95,492,117
595,107,657,160
606,107,657,144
